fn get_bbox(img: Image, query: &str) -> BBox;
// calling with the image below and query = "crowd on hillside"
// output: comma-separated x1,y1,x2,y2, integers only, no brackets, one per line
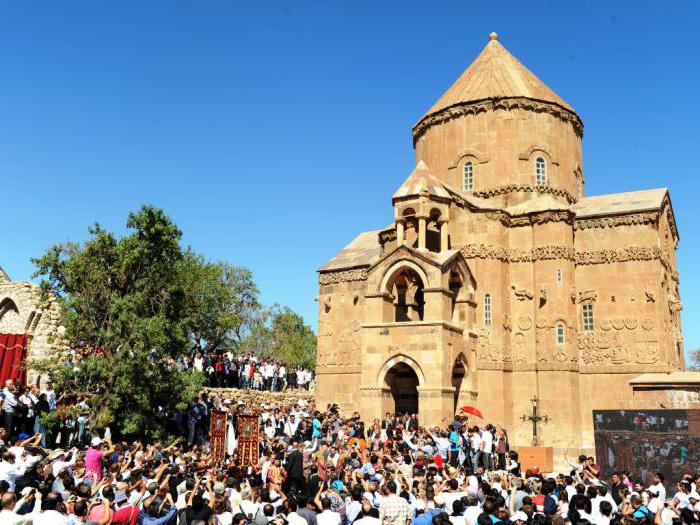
0,383,696,524
185,353,315,391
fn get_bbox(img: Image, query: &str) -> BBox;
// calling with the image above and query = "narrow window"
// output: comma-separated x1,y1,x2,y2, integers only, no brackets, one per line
582,304,594,332
463,162,474,192
536,157,547,186
484,293,491,327
556,269,563,285
556,323,565,345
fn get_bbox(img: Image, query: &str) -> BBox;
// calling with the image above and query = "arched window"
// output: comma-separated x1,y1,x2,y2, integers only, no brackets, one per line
463,162,474,192
484,293,491,327
556,323,565,345
535,157,547,186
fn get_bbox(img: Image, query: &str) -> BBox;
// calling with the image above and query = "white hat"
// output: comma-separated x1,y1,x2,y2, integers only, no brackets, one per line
511,512,528,522
91,437,102,447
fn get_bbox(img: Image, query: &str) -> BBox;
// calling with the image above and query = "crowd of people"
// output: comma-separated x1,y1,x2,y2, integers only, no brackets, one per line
0,387,695,525
188,353,314,391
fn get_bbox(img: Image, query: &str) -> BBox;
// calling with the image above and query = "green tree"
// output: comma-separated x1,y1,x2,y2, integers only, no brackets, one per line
688,348,700,371
242,305,317,369
32,206,219,437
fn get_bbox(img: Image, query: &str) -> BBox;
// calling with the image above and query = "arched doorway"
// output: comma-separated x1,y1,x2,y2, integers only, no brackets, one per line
384,362,419,415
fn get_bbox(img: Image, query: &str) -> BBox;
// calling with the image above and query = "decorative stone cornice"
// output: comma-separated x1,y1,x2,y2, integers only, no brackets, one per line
574,212,657,231
412,97,584,144
461,244,575,263
575,246,661,265
473,184,578,204
318,269,368,285
460,243,665,266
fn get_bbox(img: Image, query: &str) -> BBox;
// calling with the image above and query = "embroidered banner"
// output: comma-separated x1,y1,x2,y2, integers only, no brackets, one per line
210,410,228,464
0,334,27,386
237,414,260,466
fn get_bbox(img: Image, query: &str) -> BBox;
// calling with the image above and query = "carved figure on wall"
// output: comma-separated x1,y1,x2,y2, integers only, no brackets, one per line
502,313,512,331
570,286,577,303
577,290,597,304
511,285,534,301
512,333,525,364
539,286,547,306
635,339,659,364
645,289,655,303
612,346,630,364
337,320,361,366
477,330,501,362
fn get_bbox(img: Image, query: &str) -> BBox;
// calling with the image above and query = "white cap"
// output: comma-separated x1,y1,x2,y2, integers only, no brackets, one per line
511,511,528,522
91,437,102,447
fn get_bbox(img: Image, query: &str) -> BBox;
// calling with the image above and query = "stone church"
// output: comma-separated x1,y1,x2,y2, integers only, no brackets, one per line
316,33,686,453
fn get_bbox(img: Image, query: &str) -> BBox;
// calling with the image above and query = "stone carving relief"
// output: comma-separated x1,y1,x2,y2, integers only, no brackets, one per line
460,244,663,267
318,269,368,285
473,184,577,205
642,318,654,331
539,286,547,305
502,313,512,331
645,289,656,303
512,333,525,364
336,320,361,366
573,212,657,231
511,285,534,301
577,290,597,304
517,316,532,331
667,390,700,407
477,330,501,362
576,246,661,265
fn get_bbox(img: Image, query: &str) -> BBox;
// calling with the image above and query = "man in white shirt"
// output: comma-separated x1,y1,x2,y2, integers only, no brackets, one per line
32,492,69,525
651,473,667,503
0,452,25,493
317,497,341,525
481,425,494,470
469,428,482,471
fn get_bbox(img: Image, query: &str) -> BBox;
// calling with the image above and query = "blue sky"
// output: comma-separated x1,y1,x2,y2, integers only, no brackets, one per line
1,1,699,358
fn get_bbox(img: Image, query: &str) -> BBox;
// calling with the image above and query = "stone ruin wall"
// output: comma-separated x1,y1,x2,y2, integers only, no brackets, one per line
0,269,66,384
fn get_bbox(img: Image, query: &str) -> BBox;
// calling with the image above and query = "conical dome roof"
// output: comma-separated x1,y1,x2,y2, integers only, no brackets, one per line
417,33,576,125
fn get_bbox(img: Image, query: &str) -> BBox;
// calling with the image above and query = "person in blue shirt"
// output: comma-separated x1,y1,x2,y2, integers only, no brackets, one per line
448,425,460,467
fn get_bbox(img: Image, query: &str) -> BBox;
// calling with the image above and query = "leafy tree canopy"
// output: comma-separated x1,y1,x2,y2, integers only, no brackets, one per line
31,205,315,438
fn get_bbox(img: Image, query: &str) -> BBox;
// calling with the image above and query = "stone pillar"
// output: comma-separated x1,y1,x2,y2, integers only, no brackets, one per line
418,217,427,250
439,219,449,252
396,220,405,247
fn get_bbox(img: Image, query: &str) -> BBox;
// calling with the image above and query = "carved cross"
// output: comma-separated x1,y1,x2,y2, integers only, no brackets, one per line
520,395,549,446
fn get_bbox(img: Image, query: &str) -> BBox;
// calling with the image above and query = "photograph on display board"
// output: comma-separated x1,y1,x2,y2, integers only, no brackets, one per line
593,409,700,485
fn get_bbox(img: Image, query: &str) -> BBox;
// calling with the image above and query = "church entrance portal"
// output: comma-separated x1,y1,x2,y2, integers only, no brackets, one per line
384,362,419,415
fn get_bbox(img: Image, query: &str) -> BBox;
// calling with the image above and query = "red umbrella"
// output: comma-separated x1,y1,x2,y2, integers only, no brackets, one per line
460,406,483,418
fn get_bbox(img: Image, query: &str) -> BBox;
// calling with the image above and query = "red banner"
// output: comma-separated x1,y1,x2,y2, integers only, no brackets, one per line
0,334,27,386
210,410,228,463
237,414,259,466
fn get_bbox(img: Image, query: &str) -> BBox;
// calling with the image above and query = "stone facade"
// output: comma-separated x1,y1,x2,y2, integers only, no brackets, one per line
0,267,65,383
315,33,685,455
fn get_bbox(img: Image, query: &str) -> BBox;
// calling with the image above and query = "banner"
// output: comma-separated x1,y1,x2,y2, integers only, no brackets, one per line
0,334,27,386
237,414,260,466
210,410,228,463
